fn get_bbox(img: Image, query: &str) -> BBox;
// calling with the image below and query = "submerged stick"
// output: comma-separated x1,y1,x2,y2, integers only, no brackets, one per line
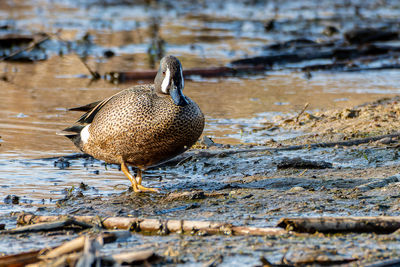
18,214,286,236
277,216,400,234
106,65,265,83
0,33,51,61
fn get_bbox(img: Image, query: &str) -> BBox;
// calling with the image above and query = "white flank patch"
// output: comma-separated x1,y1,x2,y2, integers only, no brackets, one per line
80,124,91,144
180,65,184,88
161,68,171,93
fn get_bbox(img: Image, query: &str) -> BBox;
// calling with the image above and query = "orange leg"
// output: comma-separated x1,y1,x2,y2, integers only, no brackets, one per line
121,161,140,192
136,169,159,193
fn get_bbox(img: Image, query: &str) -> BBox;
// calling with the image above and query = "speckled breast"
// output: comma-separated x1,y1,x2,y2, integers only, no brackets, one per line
83,88,205,168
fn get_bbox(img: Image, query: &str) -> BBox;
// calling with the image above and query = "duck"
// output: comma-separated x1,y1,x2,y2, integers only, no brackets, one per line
61,55,205,193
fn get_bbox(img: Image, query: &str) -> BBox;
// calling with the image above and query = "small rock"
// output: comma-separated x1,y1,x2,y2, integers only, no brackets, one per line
54,157,70,169
200,136,218,148
264,20,275,31
203,254,223,267
288,186,305,193
322,25,339,36
277,157,333,169
103,49,115,58
283,246,356,265
379,137,393,144
4,195,20,204
79,182,89,190
241,194,253,199
304,71,312,80
165,190,205,201
341,109,360,119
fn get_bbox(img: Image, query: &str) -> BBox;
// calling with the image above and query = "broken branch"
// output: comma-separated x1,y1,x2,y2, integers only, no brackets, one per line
277,216,400,234
17,214,286,236
1,218,91,234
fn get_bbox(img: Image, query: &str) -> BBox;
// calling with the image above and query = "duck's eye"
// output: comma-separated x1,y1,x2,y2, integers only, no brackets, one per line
162,71,166,75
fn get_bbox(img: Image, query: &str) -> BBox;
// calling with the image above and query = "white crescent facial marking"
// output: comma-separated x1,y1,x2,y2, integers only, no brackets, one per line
81,124,91,144
180,65,184,89
161,68,170,94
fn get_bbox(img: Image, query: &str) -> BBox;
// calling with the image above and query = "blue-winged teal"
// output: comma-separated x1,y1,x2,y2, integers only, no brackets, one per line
62,55,205,192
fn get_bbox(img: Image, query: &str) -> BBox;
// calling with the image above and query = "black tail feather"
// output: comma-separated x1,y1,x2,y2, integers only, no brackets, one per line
69,101,101,112
63,125,84,133
60,125,84,150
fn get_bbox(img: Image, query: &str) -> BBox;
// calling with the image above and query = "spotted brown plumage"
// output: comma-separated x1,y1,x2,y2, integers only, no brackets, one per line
62,56,205,192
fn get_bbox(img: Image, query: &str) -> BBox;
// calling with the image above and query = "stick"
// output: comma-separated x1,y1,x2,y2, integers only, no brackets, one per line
2,231,130,267
106,65,265,83
277,216,400,233
104,250,160,265
0,33,51,61
294,103,309,122
40,231,129,258
1,218,92,234
17,214,287,236
0,250,42,266
40,235,86,259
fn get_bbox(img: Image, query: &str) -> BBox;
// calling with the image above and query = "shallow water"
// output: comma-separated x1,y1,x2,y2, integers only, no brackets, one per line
1,0,400,207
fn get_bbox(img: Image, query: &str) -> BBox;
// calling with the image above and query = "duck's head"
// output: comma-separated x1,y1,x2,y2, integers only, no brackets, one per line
154,55,189,106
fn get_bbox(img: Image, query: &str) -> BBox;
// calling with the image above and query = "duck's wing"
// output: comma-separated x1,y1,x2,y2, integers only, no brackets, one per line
71,91,123,124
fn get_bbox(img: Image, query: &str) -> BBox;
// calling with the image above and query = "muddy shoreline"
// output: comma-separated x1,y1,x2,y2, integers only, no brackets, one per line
3,98,400,265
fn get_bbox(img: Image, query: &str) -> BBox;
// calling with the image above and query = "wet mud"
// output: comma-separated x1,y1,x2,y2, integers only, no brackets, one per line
3,98,400,265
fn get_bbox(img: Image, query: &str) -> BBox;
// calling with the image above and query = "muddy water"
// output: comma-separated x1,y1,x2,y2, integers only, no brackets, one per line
1,0,400,207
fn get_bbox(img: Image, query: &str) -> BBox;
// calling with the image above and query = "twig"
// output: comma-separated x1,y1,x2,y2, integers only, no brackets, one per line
18,214,287,236
80,58,101,80
0,33,51,61
1,218,92,234
277,216,400,233
294,103,309,122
